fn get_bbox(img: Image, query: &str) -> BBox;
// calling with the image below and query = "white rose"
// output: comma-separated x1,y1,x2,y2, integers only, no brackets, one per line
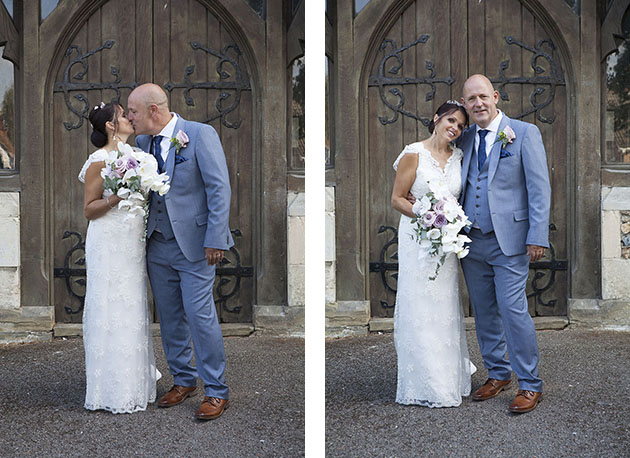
457,247,470,259
443,200,461,222
117,188,131,199
122,168,137,182
427,228,441,240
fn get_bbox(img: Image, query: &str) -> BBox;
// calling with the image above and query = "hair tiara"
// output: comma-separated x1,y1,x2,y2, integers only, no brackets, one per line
446,99,463,107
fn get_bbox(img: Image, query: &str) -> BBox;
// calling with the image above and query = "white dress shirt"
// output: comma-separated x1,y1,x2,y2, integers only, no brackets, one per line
155,113,179,162
474,110,504,157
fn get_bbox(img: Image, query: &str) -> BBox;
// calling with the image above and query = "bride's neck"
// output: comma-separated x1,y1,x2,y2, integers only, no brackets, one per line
426,134,451,154
103,133,130,152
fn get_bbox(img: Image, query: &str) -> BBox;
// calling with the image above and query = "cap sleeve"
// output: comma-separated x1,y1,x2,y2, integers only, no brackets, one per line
451,145,464,162
393,143,421,171
78,149,110,183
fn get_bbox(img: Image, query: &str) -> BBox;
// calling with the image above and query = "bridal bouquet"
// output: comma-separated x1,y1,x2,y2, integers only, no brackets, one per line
100,141,170,220
411,180,472,280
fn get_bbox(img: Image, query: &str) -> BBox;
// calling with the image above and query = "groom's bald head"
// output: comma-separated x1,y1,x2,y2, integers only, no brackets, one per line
127,83,172,135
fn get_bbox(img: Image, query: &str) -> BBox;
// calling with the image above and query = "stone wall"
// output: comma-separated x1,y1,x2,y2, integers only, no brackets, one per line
253,191,305,335
569,187,630,330
325,186,370,337
0,192,52,344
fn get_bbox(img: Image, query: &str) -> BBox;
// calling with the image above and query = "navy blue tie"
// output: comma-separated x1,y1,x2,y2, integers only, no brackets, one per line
152,135,164,172
477,129,489,171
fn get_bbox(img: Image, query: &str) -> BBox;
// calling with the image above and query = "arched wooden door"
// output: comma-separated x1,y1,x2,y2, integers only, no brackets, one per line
365,0,568,319
51,0,255,324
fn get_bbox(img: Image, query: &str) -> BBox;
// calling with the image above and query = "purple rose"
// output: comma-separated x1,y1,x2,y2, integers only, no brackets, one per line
114,158,126,177
434,213,447,228
125,157,139,171
434,199,446,212
422,211,437,227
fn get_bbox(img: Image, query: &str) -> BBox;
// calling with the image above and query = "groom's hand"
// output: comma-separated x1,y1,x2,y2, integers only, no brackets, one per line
527,245,545,263
205,248,225,265
406,192,416,205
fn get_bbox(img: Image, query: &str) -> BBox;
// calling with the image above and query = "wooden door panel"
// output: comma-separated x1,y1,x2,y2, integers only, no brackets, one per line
366,0,568,318
53,0,254,324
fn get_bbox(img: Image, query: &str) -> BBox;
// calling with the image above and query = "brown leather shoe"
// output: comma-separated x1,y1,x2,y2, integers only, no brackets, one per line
195,397,230,420
472,378,512,401
509,390,542,413
157,385,197,408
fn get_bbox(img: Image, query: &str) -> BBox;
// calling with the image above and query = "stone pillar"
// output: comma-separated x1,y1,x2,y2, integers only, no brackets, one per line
0,193,52,343
569,187,630,329
326,186,370,337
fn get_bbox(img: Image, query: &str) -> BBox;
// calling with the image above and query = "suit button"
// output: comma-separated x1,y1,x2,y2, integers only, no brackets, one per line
476,186,480,190
476,195,480,198
475,204,480,208
157,200,162,204
157,210,162,214
477,178,481,182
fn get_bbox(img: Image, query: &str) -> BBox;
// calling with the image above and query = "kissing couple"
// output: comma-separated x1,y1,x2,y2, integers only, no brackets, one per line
391,74,550,413
78,83,233,420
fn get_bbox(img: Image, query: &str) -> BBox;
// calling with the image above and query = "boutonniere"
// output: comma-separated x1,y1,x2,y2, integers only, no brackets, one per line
495,125,516,148
170,130,189,155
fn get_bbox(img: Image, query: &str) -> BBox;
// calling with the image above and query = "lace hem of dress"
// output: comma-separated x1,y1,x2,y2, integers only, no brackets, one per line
84,402,151,414
396,397,463,408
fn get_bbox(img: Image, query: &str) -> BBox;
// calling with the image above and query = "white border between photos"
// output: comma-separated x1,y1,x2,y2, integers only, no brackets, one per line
305,0,325,456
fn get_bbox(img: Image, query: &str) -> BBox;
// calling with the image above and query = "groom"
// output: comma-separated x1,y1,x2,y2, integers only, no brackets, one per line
459,74,550,413
127,83,233,420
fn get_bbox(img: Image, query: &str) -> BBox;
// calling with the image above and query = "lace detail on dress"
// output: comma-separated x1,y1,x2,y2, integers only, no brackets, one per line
80,150,161,414
393,141,476,408
78,149,110,183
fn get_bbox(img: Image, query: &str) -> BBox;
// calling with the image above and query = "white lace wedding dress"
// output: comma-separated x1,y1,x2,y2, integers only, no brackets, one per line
393,142,476,407
79,149,160,414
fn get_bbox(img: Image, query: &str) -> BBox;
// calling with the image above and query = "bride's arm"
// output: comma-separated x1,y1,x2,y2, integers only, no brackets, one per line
83,162,122,220
391,153,418,218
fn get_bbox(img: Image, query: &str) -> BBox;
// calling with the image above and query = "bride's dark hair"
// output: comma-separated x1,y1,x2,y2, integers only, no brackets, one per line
88,102,119,148
428,100,468,134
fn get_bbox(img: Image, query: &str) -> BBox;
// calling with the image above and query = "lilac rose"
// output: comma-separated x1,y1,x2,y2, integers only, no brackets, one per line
422,211,437,227
434,199,446,212
125,157,139,171
433,213,447,228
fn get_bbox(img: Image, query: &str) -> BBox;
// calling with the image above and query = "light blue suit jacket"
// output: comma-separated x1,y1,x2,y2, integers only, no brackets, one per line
459,114,551,256
138,116,234,262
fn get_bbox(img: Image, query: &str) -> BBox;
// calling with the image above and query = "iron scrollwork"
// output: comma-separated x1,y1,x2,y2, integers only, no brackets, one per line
368,34,565,126
526,224,568,308
368,34,455,126
53,41,138,131
369,223,567,312
53,231,87,315
163,41,251,129
368,225,399,309
490,36,566,124
54,229,253,316
54,39,251,131
215,229,254,314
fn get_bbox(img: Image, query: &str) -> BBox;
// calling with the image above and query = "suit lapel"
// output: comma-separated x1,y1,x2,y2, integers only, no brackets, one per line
460,126,476,196
488,115,509,183
164,115,185,179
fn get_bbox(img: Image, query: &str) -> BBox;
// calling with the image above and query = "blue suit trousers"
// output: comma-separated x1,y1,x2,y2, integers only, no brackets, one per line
461,229,542,392
147,232,229,399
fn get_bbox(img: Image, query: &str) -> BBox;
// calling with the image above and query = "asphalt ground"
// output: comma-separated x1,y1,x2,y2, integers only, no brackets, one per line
326,329,630,458
0,336,304,458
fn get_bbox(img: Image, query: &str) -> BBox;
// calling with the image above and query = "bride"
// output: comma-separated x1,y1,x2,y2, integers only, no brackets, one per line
78,102,160,413
391,100,476,407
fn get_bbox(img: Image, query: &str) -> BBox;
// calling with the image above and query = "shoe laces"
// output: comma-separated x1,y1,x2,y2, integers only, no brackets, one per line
518,390,536,399
206,397,222,406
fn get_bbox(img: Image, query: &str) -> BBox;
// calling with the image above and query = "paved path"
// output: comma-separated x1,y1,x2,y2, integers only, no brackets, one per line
326,329,630,457
0,336,304,457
